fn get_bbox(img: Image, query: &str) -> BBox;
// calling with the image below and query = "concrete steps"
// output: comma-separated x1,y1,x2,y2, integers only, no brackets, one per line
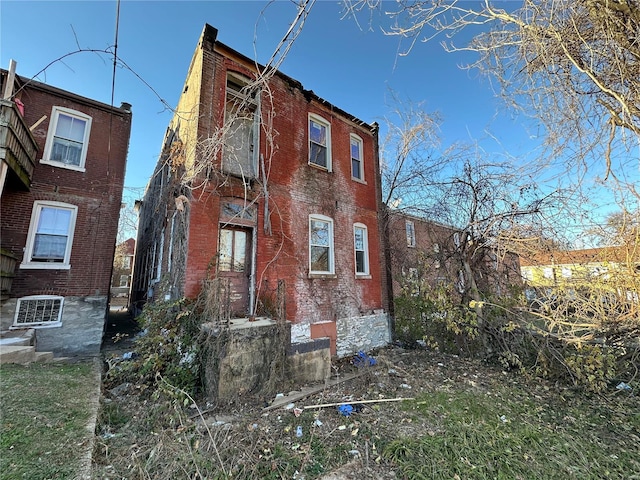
0,329,57,365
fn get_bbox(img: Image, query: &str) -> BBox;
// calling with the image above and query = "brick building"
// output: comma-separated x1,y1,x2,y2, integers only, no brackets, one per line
132,24,390,357
0,67,132,356
386,211,522,302
110,237,136,307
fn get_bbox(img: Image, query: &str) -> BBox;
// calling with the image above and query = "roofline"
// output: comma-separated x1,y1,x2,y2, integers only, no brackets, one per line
388,209,460,233
1,69,132,117
204,24,378,133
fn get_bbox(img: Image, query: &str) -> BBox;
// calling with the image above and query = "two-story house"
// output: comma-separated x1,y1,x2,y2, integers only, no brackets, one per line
0,66,132,356
131,25,390,358
387,211,522,302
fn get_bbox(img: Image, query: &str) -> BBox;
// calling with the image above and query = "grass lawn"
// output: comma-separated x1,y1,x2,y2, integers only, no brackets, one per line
385,388,640,479
0,361,100,480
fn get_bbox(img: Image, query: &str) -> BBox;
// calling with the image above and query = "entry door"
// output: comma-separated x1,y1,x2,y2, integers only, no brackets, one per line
218,227,251,317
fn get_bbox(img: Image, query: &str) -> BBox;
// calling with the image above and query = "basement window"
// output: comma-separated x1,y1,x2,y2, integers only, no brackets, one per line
13,296,64,328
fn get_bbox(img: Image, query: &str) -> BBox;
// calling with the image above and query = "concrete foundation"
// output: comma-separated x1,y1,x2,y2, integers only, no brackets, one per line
0,296,106,356
336,312,391,358
286,338,331,385
202,318,290,402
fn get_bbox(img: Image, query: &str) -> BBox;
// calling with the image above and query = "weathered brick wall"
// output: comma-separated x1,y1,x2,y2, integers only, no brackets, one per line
179,31,388,324
1,82,131,299
135,24,390,357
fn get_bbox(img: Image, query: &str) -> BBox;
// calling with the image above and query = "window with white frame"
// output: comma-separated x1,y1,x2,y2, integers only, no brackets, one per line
42,106,92,170
405,220,416,247
309,215,334,274
14,296,64,327
223,72,259,179
119,275,130,287
21,201,77,269
309,114,331,170
350,134,364,181
354,223,369,275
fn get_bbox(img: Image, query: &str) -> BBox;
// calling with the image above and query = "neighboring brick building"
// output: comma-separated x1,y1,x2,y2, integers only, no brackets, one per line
110,237,135,307
0,68,132,356
386,211,522,302
132,24,389,357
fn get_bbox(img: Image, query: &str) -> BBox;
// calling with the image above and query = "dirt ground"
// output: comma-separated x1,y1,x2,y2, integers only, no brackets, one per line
97,312,531,479
96,311,638,479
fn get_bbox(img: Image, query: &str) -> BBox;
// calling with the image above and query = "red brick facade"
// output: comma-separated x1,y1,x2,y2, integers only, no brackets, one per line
386,211,522,302
1,70,131,354
133,25,389,354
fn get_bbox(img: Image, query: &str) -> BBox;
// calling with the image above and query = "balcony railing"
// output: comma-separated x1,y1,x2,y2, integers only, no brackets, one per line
0,99,38,189
0,248,17,301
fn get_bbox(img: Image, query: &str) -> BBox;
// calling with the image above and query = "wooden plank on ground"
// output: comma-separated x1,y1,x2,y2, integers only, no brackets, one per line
263,371,367,411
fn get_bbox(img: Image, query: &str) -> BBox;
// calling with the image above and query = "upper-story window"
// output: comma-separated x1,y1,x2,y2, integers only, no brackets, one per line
309,114,331,171
21,201,78,270
309,214,335,274
406,220,416,248
354,223,369,276
350,134,364,181
223,72,259,179
42,107,92,171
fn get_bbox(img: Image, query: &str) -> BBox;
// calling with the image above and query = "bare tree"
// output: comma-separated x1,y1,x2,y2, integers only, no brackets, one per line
345,0,640,186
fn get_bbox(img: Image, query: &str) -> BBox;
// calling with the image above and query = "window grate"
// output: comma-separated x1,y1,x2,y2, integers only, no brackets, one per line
14,296,64,326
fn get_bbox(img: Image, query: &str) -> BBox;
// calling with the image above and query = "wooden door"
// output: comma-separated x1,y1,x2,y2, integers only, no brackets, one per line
218,227,251,317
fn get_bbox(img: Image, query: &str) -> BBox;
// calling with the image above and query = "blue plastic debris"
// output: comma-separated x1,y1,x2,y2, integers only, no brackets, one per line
616,382,632,391
353,350,377,367
337,404,354,416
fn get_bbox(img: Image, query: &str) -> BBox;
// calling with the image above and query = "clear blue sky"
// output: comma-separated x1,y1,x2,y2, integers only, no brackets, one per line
1,0,536,201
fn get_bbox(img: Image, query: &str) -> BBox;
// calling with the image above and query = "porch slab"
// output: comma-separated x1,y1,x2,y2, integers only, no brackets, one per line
0,328,35,347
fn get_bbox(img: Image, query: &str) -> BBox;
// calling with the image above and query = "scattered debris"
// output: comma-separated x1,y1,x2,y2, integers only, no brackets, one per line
338,404,354,416
353,350,377,367
303,397,414,410
263,371,367,411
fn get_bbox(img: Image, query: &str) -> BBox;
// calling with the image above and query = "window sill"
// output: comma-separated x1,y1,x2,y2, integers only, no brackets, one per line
355,274,372,279
20,262,71,270
308,162,332,173
40,159,86,173
11,322,62,329
308,273,337,279
351,177,367,185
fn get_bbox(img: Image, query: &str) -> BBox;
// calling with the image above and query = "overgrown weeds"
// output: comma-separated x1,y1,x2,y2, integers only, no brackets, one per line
93,346,640,479
105,298,205,398
394,287,639,393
